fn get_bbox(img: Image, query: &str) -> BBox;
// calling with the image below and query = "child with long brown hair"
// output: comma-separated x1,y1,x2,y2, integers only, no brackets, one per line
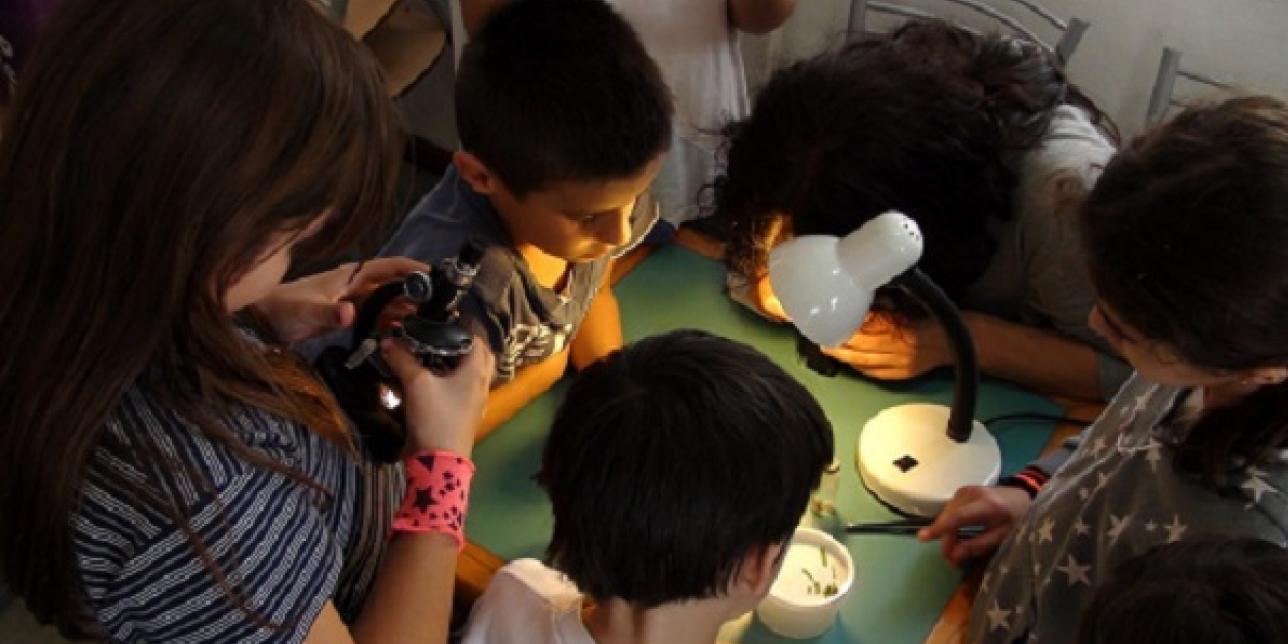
0,0,493,642
921,96,1288,642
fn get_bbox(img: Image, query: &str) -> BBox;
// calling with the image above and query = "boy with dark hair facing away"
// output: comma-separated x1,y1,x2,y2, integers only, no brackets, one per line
381,0,672,438
462,330,835,643
1078,538,1288,644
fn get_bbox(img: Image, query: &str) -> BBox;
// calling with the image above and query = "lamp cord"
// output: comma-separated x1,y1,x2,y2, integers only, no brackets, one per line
982,412,1095,428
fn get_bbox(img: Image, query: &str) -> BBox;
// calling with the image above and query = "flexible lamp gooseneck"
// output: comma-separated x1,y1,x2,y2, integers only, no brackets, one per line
769,212,1001,517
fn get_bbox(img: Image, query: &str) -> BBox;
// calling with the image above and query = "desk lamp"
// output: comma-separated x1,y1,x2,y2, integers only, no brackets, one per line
769,212,1000,517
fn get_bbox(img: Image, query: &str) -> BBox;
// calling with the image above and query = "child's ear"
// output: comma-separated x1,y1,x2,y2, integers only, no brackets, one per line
454,150,501,196
735,542,786,597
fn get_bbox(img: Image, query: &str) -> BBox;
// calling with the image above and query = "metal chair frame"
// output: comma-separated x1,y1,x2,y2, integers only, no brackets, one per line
1145,46,1234,126
847,0,1089,62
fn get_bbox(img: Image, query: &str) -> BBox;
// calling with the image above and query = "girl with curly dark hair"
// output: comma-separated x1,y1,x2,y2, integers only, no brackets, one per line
716,20,1126,401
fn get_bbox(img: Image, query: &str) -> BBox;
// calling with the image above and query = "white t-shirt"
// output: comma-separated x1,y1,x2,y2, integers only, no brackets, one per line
607,0,749,225
462,559,596,644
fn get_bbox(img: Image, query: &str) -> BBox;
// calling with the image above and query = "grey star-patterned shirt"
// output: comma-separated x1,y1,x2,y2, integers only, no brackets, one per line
971,374,1288,643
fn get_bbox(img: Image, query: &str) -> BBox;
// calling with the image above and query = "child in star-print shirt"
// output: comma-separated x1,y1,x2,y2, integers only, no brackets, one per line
919,96,1288,644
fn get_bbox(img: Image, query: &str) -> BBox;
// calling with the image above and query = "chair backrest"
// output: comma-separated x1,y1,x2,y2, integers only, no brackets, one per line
847,0,1089,63
1144,47,1234,127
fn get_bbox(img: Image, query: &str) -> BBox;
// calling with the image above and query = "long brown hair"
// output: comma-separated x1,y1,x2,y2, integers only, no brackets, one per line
0,0,401,636
1082,96,1288,489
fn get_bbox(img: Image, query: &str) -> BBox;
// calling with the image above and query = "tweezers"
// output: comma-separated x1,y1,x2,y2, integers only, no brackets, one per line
844,519,985,538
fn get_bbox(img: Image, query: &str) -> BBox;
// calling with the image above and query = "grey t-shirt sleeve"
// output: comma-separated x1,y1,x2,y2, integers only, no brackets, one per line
1012,105,1129,400
457,296,505,358
1016,194,1132,401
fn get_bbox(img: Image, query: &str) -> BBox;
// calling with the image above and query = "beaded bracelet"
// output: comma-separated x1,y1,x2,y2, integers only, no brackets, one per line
392,449,475,550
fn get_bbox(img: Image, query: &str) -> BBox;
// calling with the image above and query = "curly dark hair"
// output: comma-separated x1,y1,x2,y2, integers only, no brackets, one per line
716,20,1111,304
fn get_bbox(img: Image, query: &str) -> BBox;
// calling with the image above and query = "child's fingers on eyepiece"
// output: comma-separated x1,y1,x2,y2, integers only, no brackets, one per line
374,301,418,332
335,301,357,328
357,256,430,283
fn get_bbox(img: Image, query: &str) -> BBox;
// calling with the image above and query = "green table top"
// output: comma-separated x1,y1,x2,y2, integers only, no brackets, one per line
465,245,1060,643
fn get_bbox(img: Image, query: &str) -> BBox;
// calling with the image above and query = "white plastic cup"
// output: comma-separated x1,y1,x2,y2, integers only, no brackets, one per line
756,527,856,639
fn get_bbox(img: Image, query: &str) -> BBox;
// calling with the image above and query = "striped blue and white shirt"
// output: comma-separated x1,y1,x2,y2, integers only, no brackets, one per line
73,387,402,643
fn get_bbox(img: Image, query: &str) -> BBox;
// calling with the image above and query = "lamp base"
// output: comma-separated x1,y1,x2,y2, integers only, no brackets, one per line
856,404,1001,517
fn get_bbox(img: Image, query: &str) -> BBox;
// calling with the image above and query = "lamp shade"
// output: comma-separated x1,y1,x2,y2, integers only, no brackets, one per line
768,212,924,347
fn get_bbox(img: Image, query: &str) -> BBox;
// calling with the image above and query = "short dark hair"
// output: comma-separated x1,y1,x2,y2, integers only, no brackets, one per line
538,330,834,607
455,0,672,198
1078,538,1288,644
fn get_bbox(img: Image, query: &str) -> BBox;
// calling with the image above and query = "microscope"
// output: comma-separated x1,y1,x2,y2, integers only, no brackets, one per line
315,240,485,462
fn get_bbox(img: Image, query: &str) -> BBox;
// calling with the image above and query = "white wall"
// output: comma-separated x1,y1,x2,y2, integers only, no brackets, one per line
742,0,1288,136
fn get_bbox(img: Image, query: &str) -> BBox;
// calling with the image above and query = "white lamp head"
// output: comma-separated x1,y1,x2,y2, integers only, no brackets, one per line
768,212,924,347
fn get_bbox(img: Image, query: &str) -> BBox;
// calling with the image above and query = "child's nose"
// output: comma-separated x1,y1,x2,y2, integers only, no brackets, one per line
596,205,633,246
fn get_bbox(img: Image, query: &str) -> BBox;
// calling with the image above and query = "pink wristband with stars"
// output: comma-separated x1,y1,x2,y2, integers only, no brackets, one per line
392,450,475,550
